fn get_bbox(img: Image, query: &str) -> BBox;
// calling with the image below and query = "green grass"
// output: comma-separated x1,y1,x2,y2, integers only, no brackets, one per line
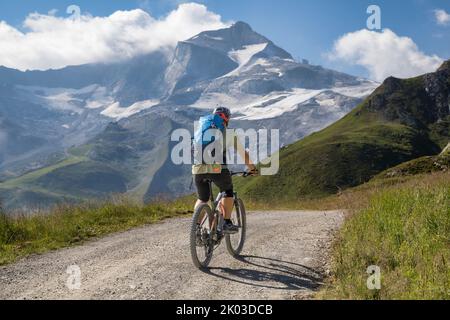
68,144,93,157
238,69,449,201
238,104,442,201
374,143,449,180
34,161,129,197
0,146,92,207
0,158,132,209
320,172,450,300
0,198,192,265
243,170,450,300
1,169,448,301
0,156,87,189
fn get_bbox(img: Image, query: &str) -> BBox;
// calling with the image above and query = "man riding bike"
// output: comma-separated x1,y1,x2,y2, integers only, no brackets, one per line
192,107,257,234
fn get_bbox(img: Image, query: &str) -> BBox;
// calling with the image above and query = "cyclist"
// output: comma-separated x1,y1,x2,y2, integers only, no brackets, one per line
192,107,257,234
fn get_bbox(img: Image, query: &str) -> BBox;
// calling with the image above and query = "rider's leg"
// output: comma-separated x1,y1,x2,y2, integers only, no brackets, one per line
195,199,207,209
194,174,211,222
221,192,239,234
213,170,234,219
194,174,210,204
211,170,238,233
221,197,234,219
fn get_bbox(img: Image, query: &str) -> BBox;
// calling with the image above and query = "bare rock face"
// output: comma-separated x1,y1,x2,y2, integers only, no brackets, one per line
0,21,383,209
424,59,450,122
437,60,450,72
364,60,450,128
366,76,402,112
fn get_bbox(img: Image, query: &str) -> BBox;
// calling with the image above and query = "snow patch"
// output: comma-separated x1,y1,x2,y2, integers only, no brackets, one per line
332,82,379,98
85,86,114,109
237,83,378,120
266,68,283,77
237,89,323,120
204,34,224,41
253,58,272,67
101,99,160,120
222,43,268,77
316,96,336,107
193,82,378,121
16,84,113,113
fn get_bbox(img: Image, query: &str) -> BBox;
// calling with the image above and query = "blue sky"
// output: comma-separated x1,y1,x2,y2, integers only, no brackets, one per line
0,0,449,78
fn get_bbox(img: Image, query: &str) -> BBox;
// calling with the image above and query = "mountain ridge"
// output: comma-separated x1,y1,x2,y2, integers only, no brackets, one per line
238,59,450,200
0,21,379,210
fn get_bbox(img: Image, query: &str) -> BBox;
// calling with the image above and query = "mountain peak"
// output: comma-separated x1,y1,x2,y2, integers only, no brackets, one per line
437,59,450,72
184,21,293,61
230,21,253,31
365,59,450,128
186,20,267,47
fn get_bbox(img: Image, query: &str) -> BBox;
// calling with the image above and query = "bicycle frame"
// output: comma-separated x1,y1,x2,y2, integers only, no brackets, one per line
205,180,225,236
190,171,250,267
206,171,247,237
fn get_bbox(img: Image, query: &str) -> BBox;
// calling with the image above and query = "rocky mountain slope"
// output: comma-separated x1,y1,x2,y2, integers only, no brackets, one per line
0,22,378,210
238,60,450,200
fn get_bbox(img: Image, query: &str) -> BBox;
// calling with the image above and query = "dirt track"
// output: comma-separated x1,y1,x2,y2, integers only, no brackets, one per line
0,210,344,300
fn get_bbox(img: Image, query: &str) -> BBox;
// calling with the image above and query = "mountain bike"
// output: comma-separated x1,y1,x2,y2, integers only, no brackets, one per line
189,171,251,269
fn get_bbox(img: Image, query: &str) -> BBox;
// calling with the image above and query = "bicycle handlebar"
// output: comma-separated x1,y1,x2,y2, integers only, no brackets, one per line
230,171,258,177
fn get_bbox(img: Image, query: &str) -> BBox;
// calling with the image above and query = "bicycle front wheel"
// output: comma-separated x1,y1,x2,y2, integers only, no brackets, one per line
190,204,214,269
225,198,247,257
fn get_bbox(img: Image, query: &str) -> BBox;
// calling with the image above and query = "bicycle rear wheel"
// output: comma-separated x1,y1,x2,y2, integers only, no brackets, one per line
190,204,214,269
225,198,246,257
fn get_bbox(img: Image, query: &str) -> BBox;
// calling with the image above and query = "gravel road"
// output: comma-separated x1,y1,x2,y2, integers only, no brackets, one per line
0,210,344,300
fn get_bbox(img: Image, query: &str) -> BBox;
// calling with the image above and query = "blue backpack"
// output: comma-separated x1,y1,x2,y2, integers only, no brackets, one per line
193,114,226,164
194,114,226,146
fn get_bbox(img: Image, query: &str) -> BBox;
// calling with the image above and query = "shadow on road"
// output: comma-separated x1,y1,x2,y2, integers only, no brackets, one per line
203,255,323,291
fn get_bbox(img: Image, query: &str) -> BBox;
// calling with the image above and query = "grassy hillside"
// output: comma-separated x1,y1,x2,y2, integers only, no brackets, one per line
35,161,129,197
0,198,192,265
0,155,86,189
0,153,127,201
0,118,175,210
239,62,449,201
0,144,119,208
0,154,89,209
320,172,450,299
2,169,447,300
374,143,449,179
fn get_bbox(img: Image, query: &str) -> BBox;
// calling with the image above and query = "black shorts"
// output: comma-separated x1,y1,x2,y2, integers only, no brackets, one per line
194,169,234,202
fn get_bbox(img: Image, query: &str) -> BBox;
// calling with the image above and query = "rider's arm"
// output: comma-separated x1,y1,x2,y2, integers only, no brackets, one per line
233,135,257,172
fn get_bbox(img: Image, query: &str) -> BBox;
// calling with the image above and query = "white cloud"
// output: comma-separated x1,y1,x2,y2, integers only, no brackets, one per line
434,9,450,25
0,3,229,71
48,9,58,16
328,29,443,81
